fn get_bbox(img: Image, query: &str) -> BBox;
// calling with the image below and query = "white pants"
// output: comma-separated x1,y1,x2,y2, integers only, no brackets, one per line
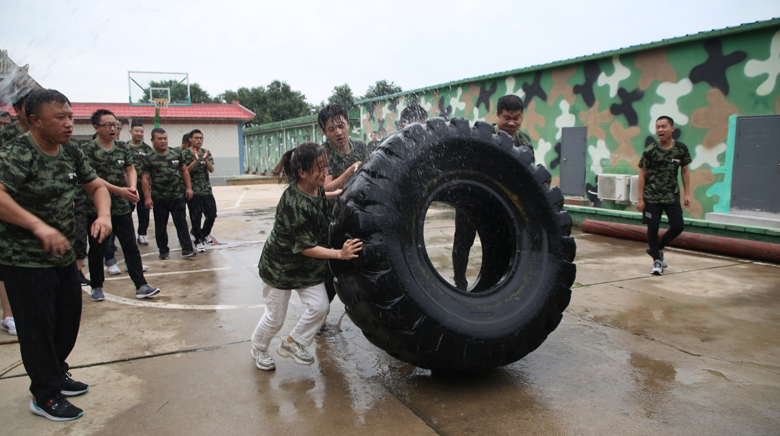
251,281,329,351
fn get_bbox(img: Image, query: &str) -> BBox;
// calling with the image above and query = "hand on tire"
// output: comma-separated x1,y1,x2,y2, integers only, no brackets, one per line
339,238,363,260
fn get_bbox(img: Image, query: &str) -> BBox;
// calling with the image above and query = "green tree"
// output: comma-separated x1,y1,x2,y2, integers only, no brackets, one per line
138,81,215,104
217,87,272,125
265,80,310,122
327,84,356,111
362,80,402,100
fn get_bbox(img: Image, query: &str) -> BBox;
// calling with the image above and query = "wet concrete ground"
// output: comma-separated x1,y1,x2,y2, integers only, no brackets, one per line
1,185,778,435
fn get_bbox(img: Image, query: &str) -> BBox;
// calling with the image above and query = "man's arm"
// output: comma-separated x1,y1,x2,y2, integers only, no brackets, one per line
185,149,198,172
204,150,214,173
181,166,193,200
324,161,360,191
98,175,139,204
681,165,691,208
0,183,73,255
83,178,112,242
142,173,153,209
637,168,647,213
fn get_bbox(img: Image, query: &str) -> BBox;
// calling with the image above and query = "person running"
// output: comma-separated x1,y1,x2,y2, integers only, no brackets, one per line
82,110,160,301
637,115,691,275
0,89,112,421
250,142,362,371
126,120,153,245
140,128,196,259
182,129,217,252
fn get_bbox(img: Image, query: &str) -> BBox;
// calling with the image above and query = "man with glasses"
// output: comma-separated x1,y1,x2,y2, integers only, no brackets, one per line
82,109,160,301
182,129,217,252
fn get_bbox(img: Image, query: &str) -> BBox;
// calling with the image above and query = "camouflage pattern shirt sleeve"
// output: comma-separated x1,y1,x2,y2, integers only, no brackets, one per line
0,135,97,268
638,140,692,204
0,122,25,149
182,148,214,195
257,183,330,290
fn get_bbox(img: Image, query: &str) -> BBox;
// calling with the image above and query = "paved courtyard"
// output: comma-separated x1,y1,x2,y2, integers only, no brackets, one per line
1,185,778,435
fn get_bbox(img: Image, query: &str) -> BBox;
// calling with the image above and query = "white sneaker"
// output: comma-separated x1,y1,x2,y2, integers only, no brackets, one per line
124,265,149,272
651,260,664,276
277,339,314,365
137,235,149,245
250,346,276,371
195,243,205,253
106,264,121,275
204,236,215,246
1,317,17,335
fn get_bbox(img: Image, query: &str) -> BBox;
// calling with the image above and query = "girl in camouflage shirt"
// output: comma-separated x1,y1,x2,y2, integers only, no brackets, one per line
250,142,362,370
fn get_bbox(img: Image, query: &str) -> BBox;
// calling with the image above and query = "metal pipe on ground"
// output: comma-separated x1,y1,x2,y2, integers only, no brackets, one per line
581,219,780,264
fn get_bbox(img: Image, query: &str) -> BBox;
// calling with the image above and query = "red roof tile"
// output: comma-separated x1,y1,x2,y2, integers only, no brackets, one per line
1,101,255,120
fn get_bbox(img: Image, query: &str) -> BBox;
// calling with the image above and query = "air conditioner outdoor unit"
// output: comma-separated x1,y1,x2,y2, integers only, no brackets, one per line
629,175,639,203
597,174,631,201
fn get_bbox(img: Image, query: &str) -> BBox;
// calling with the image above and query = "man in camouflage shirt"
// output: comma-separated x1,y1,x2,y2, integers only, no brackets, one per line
182,129,217,252
0,87,32,148
126,120,154,245
0,111,11,128
452,95,534,290
317,105,367,303
141,128,195,259
638,116,691,276
82,110,160,301
319,105,367,192
0,89,112,421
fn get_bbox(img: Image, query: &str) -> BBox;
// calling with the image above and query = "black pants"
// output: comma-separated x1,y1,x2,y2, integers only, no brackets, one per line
1,262,81,403
131,182,150,236
153,196,194,255
88,213,146,289
643,200,685,260
187,193,217,244
452,209,477,289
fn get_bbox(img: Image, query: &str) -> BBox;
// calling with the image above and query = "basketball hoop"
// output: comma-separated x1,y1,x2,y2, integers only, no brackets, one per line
153,97,169,109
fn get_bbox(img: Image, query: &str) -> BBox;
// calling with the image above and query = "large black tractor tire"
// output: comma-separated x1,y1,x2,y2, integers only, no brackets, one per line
329,117,576,371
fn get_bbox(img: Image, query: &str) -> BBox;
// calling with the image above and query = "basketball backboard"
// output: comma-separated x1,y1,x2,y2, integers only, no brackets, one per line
128,71,190,106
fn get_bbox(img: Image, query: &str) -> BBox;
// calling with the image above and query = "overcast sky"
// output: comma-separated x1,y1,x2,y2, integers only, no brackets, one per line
2,0,779,106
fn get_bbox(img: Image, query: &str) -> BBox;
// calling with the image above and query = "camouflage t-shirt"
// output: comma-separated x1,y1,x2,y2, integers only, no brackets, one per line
638,140,692,204
0,134,97,268
321,138,368,181
0,122,25,148
257,183,330,289
81,139,134,216
181,147,214,195
140,147,186,201
492,124,534,156
127,141,154,175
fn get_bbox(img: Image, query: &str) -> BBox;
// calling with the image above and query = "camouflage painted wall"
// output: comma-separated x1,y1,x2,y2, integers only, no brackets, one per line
357,22,780,218
244,115,360,174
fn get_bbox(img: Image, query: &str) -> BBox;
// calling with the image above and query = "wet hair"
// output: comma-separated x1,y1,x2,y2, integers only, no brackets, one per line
496,95,524,114
11,87,32,111
189,129,203,137
151,127,167,139
90,109,116,126
92,132,98,140
271,142,327,183
656,116,674,126
24,89,71,123
182,133,190,144
399,104,427,125
317,105,349,131
130,119,144,128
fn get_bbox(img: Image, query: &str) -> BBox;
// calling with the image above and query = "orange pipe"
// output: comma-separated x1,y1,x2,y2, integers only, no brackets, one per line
581,219,780,264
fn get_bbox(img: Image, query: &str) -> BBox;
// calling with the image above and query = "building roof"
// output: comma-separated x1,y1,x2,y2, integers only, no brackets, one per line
355,17,780,104
70,101,255,120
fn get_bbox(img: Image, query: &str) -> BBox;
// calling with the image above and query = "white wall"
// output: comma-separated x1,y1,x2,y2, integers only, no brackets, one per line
74,119,242,177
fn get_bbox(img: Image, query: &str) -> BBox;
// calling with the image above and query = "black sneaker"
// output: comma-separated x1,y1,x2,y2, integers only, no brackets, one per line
159,252,170,260
30,393,83,421
79,272,91,287
62,372,89,396
181,251,196,259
